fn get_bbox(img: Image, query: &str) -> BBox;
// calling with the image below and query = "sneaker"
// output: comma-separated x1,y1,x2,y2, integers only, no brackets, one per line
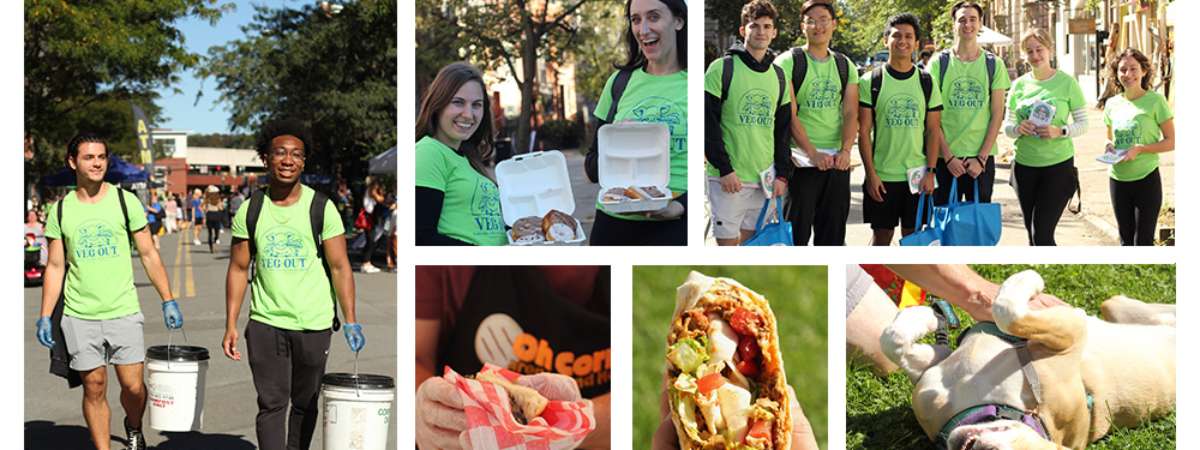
360,263,381,274
124,419,146,450
193,239,201,246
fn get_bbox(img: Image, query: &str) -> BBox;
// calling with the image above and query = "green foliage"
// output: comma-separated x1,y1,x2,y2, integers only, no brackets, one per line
571,1,626,111
199,0,397,179
633,266,828,450
24,0,228,182
847,264,1176,449
537,119,584,149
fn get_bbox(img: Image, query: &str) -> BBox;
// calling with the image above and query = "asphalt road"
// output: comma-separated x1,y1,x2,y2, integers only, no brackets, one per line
24,229,397,450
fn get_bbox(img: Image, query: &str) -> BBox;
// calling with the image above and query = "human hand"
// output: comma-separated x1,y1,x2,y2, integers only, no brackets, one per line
811,152,834,171
719,173,742,193
965,158,984,178
162,300,183,330
920,172,936,194
772,178,789,198
516,372,582,401
646,200,685,220
1121,146,1142,163
222,327,241,360
1035,125,1062,139
343,323,365,352
1018,120,1038,136
946,158,966,177
35,316,54,348
786,385,820,450
866,174,886,202
834,150,852,171
416,376,468,450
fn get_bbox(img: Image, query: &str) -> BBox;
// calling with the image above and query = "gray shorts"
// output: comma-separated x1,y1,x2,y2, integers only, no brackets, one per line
61,312,145,371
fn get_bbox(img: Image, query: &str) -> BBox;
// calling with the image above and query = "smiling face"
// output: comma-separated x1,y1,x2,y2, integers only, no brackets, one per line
69,142,108,184
886,23,916,64
1117,55,1146,91
630,0,683,69
267,135,306,184
740,16,777,53
1022,37,1051,71
433,80,485,149
802,5,835,47
954,6,981,42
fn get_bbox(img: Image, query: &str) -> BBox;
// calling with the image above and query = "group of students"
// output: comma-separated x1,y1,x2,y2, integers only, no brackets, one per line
415,0,689,246
707,0,1174,247
35,121,365,450
142,186,235,253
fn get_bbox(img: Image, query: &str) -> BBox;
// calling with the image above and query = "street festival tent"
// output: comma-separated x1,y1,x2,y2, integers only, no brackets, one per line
978,25,1013,46
369,146,396,175
40,153,149,187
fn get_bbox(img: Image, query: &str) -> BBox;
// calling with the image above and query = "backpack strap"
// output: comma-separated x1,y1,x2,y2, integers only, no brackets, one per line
869,66,884,130
984,51,996,90
919,70,934,108
937,50,952,92
720,55,734,102
115,188,134,245
832,50,850,102
245,188,266,282
308,189,340,332
773,63,786,109
790,47,807,98
605,68,634,122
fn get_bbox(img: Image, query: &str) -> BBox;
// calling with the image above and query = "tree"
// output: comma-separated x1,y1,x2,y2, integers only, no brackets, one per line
199,0,397,181
24,0,228,182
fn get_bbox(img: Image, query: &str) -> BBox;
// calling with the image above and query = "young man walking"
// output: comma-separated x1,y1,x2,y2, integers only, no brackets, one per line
858,13,945,245
705,0,794,246
774,0,859,245
222,119,364,450
930,1,1010,205
37,132,184,450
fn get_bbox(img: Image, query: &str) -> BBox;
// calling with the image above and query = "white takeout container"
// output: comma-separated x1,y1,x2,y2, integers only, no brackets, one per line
597,122,672,213
495,150,587,245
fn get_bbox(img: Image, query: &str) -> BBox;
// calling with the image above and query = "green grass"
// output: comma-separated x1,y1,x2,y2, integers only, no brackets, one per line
633,266,828,449
847,264,1176,449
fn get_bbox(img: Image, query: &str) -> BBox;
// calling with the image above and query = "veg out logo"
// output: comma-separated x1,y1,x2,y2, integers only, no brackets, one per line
947,78,985,109
73,220,120,260
1112,116,1141,150
885,94,921,128
472,180,504,233
737,88,774,127
260,229,309,271
803,77,840,110
630,97,687,154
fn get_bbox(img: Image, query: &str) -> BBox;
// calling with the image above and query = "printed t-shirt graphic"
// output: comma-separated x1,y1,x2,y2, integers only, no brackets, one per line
929,53,1011,157
232,185,343,330
1104,90,1172,181
1007,70,1086,167
704,56,791,183
45,185,147,320
774,51,860,149
860,67,944,182
593,68,688,221
414,135,507,245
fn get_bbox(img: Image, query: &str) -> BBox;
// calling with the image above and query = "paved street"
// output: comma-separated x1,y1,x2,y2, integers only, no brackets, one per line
24,230,397,450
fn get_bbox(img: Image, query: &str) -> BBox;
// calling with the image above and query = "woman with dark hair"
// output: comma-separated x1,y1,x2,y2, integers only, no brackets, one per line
1098,48,1174,245
415,62,506,246
204,186,226,253
583,0,688,246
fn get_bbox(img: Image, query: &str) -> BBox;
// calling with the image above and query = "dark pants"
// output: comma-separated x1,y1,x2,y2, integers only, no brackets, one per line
588,194,688,246
1013,158,1076,246
935,156,996,204
788,168,849,245
1109,168,1162,246
245,319,332,450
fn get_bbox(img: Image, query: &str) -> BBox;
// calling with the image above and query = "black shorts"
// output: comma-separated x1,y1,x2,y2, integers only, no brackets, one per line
149,221,162,235
862,181,919,230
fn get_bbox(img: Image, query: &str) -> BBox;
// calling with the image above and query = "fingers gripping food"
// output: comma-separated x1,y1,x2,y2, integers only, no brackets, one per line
667,272,790,450
477,371,549,425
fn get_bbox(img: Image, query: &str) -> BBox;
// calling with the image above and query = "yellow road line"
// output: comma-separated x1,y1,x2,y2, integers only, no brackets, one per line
171,232,183,298
184,235,195,298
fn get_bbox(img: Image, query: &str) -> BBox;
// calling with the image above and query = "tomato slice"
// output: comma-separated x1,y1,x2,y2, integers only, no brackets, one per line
729,308,761,336
735,359,760,377
697,372,726,395
737,335,760,362
746,418,773,443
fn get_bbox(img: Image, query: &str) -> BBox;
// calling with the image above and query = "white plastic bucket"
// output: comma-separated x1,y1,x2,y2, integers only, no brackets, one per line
145,345,209,432
322,373,395,450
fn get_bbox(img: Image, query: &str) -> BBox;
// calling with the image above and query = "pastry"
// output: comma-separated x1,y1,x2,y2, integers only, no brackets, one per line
541,209,576,242
512,216,544,243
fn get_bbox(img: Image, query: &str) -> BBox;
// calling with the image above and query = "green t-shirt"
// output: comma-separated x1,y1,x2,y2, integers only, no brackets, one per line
860,66,944,182
593,68,688,221
1006,70,1086,167
414,135,507,245
232,185,343,331
929,52,1011,157
774,49,859,149
45,184,147,320
704,55,791,183
1104,90,1173,181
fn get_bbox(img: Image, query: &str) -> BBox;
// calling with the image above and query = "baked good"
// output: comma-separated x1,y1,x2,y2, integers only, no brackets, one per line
602,187,628,203
623,186,643,200
640,186,666,198
512,216,545,243
541,209,576,241
477,371,548,425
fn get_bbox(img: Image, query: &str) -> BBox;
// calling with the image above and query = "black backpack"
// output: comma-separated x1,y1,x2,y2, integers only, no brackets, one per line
720,55,787,110
243,187,341,332
935,50,996,95
788,47,851,102
605,68,635,121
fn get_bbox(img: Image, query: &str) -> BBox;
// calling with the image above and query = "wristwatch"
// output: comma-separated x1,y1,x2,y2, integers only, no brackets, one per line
926,166,936,174
1060,126,1069,137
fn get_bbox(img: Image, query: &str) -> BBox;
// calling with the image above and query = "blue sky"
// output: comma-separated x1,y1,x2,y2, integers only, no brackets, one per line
155,1,297,134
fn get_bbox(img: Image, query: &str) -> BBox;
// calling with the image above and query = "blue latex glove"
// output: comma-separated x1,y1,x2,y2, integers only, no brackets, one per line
343,323,365,352
35,317,54,348
162,300,183,329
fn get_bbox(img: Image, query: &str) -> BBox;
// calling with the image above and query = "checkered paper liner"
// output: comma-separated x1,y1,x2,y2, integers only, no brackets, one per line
443,364,596,450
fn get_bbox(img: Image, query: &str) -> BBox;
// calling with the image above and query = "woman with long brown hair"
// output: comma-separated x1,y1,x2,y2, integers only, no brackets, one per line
415,62,506,246
203,185,226,253
1098,48,1174,245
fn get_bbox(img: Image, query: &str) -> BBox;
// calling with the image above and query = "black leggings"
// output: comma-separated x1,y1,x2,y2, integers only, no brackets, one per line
787,168,850,245
206,212,224,249
1013,158,1076,246
935,156,995,204
588,194,687,246
1109,168,1162,246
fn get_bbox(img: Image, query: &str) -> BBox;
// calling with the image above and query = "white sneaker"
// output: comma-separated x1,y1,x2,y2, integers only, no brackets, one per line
193,239,201,246
360,264,381,274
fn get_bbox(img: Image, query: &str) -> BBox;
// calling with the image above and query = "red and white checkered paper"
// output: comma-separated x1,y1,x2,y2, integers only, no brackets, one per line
443,364,596,450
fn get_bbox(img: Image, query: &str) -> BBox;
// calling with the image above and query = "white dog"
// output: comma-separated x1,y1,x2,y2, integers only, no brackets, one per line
880,270,1175,450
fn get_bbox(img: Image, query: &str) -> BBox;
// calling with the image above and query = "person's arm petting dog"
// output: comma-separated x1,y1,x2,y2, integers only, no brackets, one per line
887,265,1067,322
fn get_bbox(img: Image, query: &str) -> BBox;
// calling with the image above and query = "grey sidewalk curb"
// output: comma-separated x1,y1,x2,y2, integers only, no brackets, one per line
1077,210,1121,243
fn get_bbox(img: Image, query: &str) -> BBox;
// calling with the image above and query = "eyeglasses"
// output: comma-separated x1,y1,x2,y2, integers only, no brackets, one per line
803,18,833,27
271,148,306,160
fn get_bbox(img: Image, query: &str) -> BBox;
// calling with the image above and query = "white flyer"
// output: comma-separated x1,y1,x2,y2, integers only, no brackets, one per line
791,148,839,168
907,166,937,194
1028,100,1056,128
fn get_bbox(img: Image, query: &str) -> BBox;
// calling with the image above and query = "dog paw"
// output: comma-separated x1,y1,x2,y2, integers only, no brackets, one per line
881,306,948,381
994,270,1044,334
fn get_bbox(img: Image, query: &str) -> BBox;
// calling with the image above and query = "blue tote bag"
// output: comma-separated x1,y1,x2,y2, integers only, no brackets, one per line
942,178,1001,246
744,198,793,246
900,192,944,246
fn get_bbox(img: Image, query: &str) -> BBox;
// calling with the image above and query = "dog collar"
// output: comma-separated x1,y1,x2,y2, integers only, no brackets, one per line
937,403,1051,449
